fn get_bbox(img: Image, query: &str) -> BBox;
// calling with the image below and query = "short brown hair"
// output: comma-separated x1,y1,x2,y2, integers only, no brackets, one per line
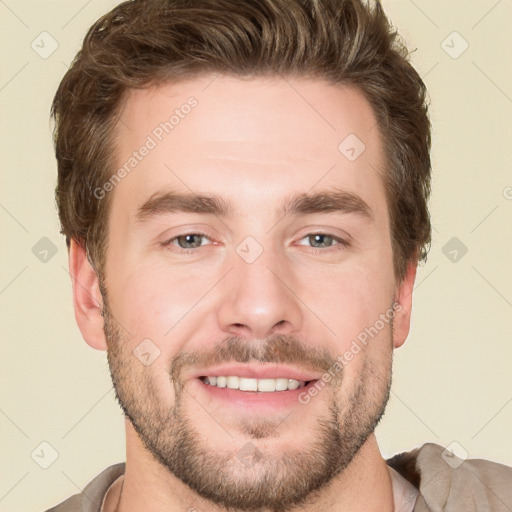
52,0,431,282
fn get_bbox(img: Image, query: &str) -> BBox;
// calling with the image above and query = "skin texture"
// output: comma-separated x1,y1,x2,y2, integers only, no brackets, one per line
69,74,417,512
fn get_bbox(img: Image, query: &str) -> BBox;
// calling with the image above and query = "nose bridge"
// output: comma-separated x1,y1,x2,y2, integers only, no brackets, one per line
216,239,303,338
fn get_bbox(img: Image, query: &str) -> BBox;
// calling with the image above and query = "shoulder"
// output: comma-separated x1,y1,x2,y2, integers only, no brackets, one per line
387,443,512,511
44,463,126,512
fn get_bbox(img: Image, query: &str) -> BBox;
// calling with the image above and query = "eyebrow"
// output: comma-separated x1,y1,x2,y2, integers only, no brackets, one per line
135,188,373,223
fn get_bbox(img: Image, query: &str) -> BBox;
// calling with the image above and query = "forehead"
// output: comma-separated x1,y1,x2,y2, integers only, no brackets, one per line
110,74,386,219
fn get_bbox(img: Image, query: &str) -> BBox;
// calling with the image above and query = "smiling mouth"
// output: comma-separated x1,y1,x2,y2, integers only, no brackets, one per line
200,376,315,392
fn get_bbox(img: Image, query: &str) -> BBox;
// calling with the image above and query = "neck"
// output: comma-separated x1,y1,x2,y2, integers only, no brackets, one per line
116,421,394,512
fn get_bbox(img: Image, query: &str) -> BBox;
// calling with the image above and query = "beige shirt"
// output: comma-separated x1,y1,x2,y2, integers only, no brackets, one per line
389,466,419,512
99,474,123,512
46,443,512,512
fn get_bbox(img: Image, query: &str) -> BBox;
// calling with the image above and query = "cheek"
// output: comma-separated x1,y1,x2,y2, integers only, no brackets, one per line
108,261,202,332
297,262,395,348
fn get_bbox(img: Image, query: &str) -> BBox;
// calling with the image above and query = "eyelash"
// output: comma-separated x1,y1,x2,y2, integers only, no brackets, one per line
162,232,350,255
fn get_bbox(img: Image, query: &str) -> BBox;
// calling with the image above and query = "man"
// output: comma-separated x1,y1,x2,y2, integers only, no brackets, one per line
47,0,511,511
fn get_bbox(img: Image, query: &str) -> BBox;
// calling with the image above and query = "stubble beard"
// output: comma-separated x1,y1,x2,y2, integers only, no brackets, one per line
103,301,393,512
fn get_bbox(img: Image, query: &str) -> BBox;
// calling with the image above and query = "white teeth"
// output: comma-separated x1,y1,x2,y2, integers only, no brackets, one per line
275,378,289,391
226,376,239,389
287,379,300,390
239,377,258,391
204,376,307,392
258,379,276,392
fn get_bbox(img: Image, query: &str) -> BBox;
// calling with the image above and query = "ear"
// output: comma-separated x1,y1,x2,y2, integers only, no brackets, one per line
68,239,107,351
392,260,417,349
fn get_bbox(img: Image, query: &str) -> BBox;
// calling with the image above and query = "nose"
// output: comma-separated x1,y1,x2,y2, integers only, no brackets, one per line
216,246,303,340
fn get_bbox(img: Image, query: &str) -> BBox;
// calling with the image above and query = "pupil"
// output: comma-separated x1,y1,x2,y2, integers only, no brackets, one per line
180,234,201,248
311,234,331,248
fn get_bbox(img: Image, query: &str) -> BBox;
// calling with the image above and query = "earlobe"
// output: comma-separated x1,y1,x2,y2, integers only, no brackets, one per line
392,260,417,349
68,239,107,351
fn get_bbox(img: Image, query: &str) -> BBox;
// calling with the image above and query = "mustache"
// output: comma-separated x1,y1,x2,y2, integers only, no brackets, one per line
170,334,338,382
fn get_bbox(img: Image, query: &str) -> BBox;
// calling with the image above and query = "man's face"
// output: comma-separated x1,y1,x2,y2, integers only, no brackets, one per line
99,75,411,511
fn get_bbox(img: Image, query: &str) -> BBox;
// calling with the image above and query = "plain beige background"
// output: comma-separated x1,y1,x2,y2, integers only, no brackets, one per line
1,1,511,511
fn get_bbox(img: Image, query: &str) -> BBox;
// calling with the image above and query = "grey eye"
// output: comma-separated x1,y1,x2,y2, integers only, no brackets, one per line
306,234,336,248
175,234,206,249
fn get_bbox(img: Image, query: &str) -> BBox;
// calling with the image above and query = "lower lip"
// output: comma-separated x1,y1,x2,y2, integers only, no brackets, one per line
194,378,318,412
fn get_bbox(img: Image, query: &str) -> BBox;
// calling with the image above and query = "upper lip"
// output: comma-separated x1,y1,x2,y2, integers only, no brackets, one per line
190,364,322,382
